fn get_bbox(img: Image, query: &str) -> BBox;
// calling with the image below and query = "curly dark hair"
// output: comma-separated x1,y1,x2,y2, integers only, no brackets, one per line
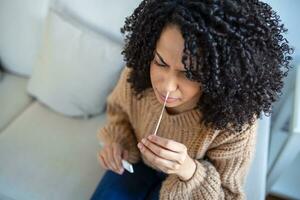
120,0,294,132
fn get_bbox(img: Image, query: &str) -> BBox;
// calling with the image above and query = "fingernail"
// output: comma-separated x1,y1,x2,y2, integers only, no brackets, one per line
138,143,142,148
141,138,146,143
148,135,153,140
138,143,143,150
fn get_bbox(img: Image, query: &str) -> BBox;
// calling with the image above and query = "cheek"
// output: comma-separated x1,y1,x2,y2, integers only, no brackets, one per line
150,64,155,84
150,64,162,84
181,81,201,99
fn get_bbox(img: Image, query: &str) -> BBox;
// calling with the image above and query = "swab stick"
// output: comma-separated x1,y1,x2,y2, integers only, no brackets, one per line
153,91,170,136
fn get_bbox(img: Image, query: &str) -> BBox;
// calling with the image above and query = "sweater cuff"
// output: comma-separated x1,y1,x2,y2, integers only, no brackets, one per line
178,159,200,182
159,159,223,199
160,160,206,194
177,159,207,190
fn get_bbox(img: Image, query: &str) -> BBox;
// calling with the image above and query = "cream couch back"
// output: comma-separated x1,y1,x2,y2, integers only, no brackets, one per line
0,0,141,77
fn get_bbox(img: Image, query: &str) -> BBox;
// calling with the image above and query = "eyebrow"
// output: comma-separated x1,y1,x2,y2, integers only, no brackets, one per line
155,50,187,72
155,51,170,67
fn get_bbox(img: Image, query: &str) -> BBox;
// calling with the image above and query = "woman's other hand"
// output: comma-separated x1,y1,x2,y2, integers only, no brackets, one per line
97,142,128,175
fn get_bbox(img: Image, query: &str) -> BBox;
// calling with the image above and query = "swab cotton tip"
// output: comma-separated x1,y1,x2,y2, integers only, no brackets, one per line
153,91,170,136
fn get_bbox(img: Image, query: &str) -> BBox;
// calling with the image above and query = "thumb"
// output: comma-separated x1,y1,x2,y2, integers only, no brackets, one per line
122,150,129,160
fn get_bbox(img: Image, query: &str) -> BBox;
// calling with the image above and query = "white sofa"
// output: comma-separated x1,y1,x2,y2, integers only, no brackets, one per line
0,1,270,200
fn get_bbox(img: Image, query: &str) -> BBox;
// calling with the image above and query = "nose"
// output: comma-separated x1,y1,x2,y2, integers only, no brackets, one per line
165,75,178,93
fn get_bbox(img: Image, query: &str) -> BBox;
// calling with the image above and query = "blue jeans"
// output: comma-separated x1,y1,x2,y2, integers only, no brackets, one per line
90,161,167,200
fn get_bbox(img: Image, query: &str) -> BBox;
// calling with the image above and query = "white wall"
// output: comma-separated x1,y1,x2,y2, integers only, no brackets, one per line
264,0,300,61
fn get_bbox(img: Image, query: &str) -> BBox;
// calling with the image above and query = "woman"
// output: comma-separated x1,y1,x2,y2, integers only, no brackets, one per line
91,0,293,199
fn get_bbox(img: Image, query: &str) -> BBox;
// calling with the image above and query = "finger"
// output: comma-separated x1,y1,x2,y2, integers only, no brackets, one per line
141,138,185,164
102,147,118,172
98,151,109,169
148,135,187,153
106,146,119,172
112,144,123,173
138,142,180,171
101,149,112,170
160,165,177,174
97,152,108,169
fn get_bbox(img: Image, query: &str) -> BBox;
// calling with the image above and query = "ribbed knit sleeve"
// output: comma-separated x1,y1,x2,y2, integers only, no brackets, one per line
97,67,140,163
159,122,258,200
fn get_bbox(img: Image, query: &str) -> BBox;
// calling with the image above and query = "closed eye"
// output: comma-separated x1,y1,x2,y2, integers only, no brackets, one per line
154,60,188,75
154,60,167,67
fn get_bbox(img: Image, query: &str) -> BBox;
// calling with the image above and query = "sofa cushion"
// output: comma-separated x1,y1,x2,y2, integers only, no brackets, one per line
0,0,50,77
0,101,106,200
0,72,33,132
27,8,124,118
52,0,141,42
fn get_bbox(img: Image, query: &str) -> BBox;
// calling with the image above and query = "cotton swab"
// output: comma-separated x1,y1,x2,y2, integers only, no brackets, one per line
121,91,170,174
153,91,170,136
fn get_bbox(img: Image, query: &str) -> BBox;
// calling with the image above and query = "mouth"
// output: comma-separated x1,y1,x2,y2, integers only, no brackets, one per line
156,88,180,103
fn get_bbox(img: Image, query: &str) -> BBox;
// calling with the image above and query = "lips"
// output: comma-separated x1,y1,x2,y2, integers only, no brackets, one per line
156,88,179,103
160,94,178,103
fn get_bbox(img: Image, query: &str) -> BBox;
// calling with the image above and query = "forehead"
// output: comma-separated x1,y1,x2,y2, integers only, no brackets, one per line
155,25,185,70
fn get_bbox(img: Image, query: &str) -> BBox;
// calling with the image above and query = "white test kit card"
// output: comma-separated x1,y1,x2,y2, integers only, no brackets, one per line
122,159,134,173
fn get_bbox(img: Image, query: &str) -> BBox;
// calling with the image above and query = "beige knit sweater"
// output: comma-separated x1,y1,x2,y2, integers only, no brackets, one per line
97,66,258,200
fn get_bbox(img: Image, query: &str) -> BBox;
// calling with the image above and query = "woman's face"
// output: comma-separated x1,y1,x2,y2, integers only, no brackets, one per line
150,25,202,114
